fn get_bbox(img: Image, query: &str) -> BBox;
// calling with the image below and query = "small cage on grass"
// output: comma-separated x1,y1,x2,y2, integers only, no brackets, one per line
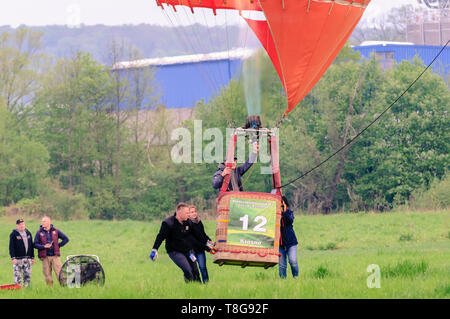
59,255,105,287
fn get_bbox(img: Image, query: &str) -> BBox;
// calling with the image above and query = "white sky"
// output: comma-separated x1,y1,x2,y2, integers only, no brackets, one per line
0,0,420,28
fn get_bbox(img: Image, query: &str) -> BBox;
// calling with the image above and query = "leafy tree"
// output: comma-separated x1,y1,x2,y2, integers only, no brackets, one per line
32,51,115,191
279,51,384,213
0,28,48,123
345,57,450,209
0,103,49,206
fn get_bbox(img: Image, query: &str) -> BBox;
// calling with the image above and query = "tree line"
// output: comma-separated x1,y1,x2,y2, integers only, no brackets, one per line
0,27,448,220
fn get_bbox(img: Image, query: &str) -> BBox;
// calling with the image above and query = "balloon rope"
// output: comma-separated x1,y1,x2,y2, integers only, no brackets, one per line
280,39,450,189
180,5,222,91
160,5,219,95
201,8,227,88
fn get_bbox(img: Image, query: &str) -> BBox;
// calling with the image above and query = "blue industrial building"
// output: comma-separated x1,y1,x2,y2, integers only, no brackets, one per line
353,42,449,79
154,59,241,108
115,43,449,110
114,49,252,109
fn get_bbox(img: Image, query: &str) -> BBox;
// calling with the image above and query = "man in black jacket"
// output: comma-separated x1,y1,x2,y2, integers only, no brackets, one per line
212,143,259,192
9,219,35,287
150,203,206,283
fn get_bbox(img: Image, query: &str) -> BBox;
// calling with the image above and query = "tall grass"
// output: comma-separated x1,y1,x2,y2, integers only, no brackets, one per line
0,210,448,298
382,260,428,278
311,264,334,279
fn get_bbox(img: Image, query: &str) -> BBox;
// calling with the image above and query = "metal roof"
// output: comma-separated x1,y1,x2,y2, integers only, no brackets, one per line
112,48,255,69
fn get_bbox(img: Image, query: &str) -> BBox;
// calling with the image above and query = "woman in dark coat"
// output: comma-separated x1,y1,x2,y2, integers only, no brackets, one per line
279,196,299,278
188,205,214,284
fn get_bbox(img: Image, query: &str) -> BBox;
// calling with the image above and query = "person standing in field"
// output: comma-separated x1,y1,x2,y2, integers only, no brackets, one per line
150,203,207,283
188,205,214,284
34,216,70,286
9,219,35,287
279,196,299,279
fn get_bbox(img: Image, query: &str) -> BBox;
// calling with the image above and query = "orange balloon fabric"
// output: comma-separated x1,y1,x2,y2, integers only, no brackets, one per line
156,0,371,116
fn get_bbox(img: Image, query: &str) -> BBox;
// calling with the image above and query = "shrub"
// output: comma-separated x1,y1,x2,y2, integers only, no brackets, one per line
136,187,175,219
88,190,123,220
38,179,89,220
14,198,42,217
434,284,450,297
312,264,333,279
406,174,450,210
308,242,339,251
399,233,414,242
382,260,428,278
7,184,88,221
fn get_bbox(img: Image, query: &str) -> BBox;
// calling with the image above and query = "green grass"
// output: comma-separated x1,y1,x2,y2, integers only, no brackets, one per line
382,260,428,278
399,233,415,242
311,264,334,279
0,209,449,299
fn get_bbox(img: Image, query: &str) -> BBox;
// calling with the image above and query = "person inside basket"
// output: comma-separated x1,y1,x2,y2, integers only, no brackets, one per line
34,216,69,286
9,219,35,287
150,203,208,283
279,196,299,279
212,142,259,192
187,205,214,284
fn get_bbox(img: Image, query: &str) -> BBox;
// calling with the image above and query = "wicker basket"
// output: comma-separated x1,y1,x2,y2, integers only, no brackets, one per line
213,191,282,268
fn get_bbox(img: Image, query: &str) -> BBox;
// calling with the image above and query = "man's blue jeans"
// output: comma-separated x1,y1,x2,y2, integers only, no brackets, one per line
279,245,299,278
196,252,209,284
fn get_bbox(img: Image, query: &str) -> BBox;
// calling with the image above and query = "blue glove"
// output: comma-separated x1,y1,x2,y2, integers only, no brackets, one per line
150,249,158,261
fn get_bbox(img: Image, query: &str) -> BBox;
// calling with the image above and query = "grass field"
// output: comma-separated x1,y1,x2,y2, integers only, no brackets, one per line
0,210,449,299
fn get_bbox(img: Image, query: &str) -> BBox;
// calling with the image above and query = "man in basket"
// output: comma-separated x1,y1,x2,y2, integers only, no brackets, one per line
212,142,259,192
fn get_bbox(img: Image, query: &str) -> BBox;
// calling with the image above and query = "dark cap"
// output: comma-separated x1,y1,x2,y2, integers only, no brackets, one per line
16,219,24,224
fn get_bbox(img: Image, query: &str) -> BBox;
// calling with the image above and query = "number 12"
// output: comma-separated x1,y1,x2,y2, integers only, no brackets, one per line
239,215,267,232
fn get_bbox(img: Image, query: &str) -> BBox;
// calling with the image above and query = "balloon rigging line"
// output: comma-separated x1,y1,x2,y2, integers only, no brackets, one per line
280,39,450,189
160,6,219,95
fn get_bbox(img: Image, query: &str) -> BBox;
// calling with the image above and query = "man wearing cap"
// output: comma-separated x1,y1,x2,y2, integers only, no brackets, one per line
33,216,69,286
9,219,35,287
212,142,259,192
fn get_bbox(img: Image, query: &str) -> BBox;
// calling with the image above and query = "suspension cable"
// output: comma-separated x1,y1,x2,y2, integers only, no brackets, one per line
280,39,450,189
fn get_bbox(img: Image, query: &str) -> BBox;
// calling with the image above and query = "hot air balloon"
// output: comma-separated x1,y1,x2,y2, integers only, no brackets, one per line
155,0,371,268
156,0,371,116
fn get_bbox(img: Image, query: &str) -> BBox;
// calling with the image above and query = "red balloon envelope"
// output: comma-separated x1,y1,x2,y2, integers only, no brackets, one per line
156,0,371,116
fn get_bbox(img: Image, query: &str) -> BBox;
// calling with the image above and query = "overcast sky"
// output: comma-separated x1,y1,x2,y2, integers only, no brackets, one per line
0,0,420,28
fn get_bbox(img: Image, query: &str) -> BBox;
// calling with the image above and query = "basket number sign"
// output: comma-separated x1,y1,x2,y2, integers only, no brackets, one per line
228,198,276,248
239,215,267,232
